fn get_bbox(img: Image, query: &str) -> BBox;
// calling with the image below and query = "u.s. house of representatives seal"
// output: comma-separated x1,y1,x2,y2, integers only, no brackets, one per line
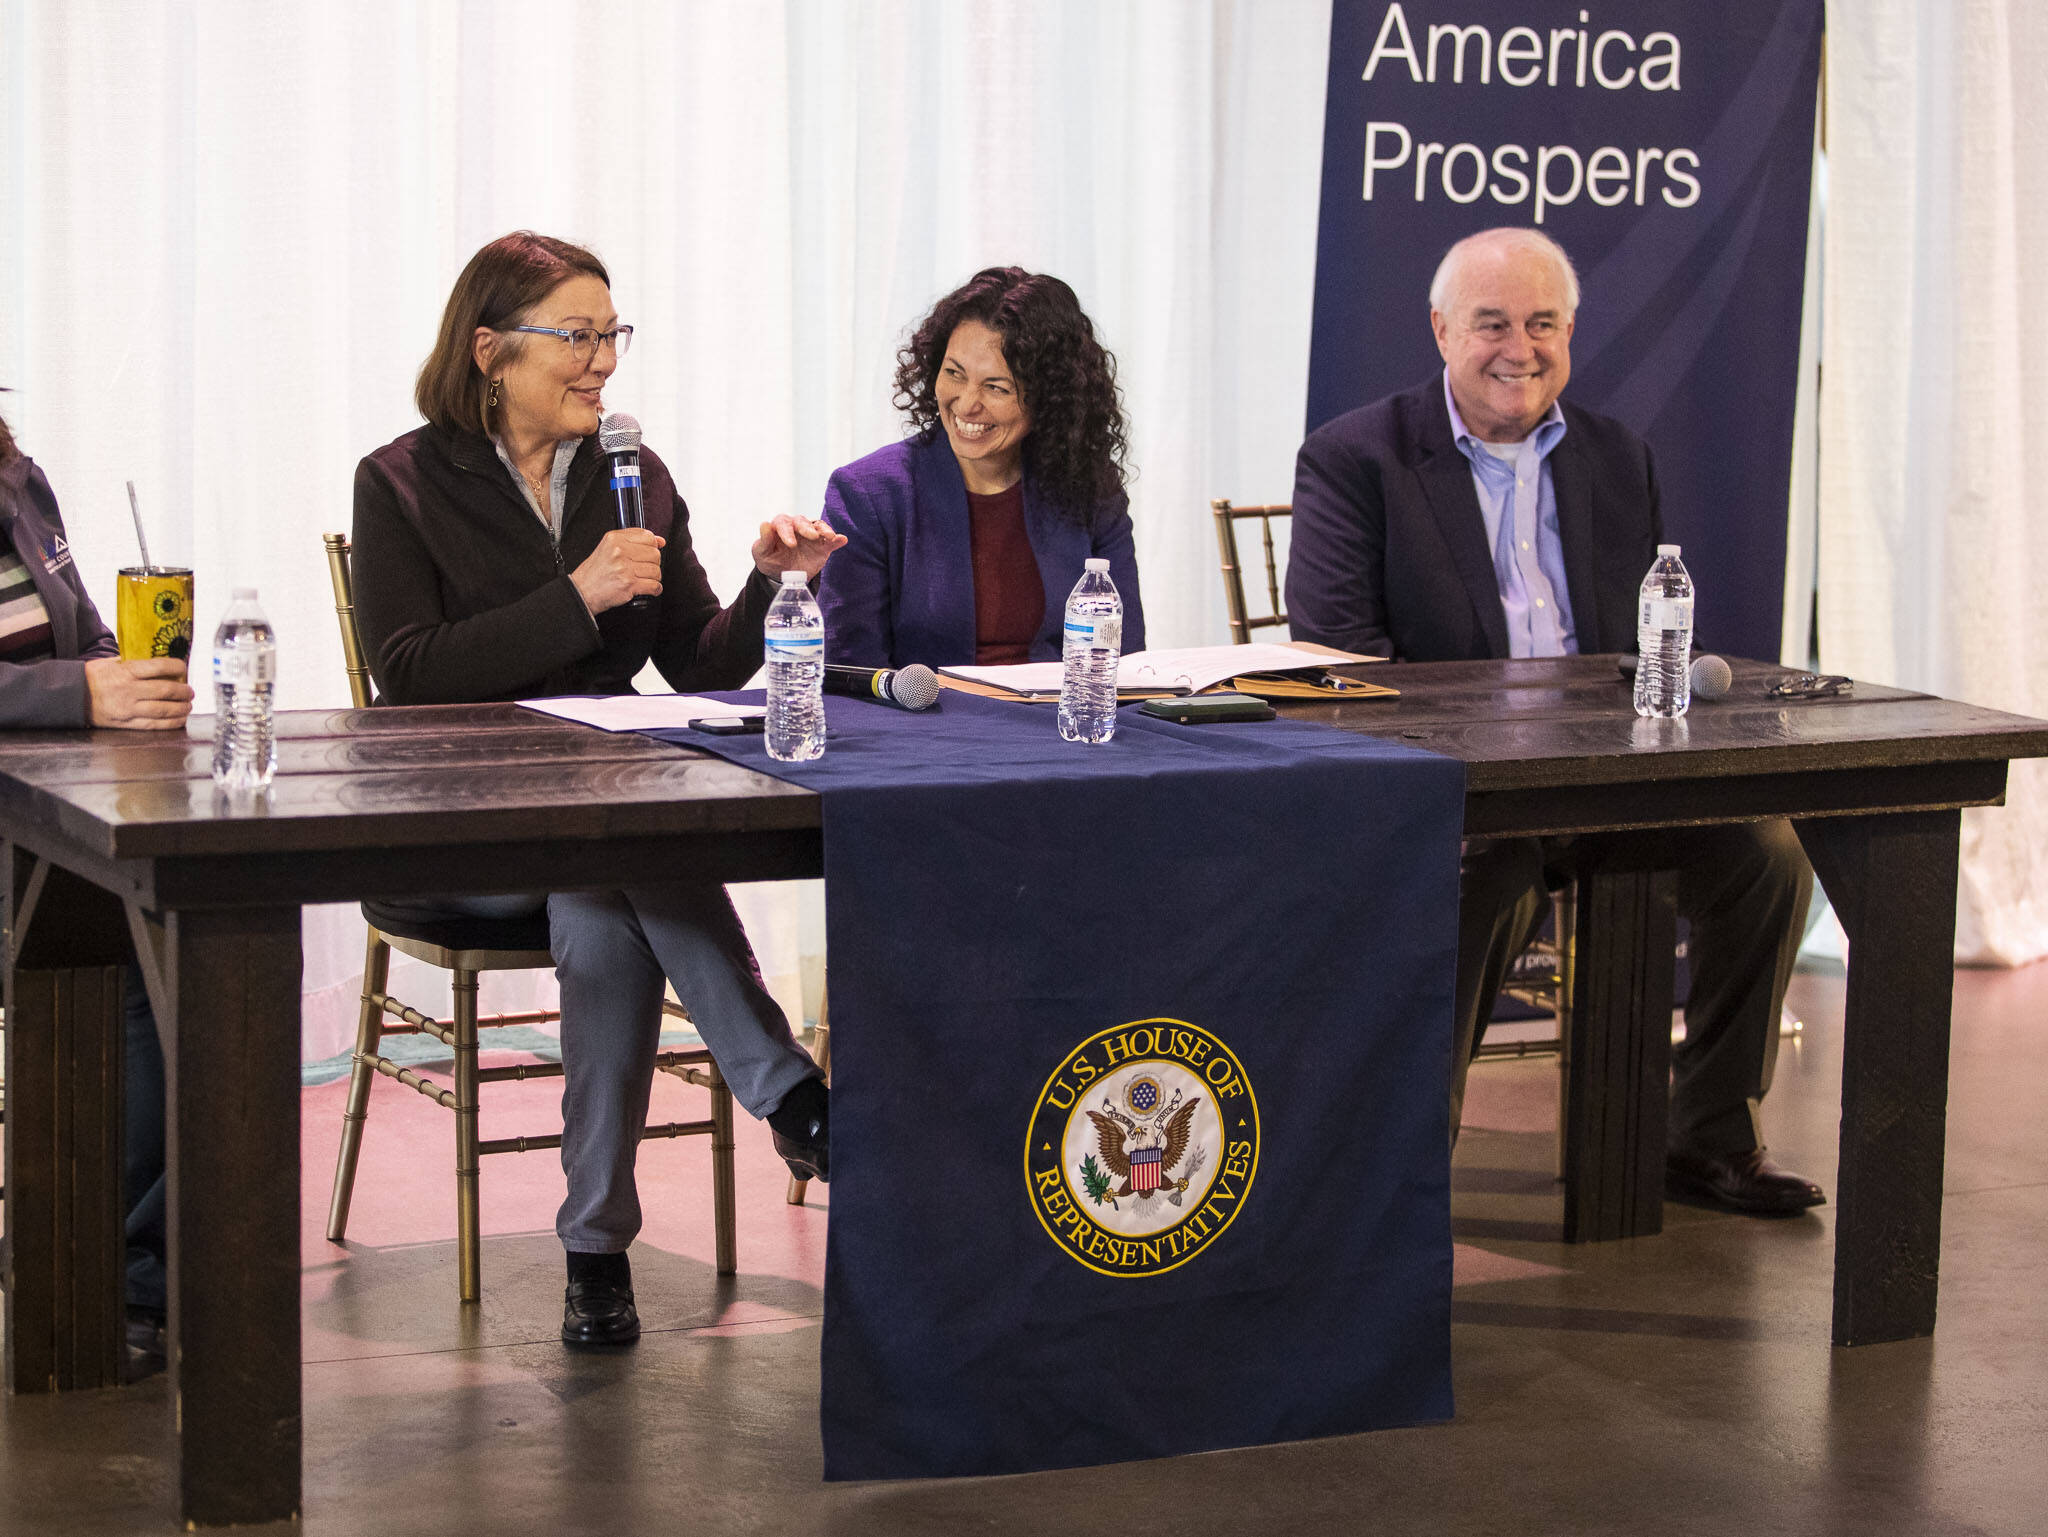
1025,1018,1260,1277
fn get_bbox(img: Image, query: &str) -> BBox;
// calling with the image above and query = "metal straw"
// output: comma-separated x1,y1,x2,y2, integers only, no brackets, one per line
125,480,152,573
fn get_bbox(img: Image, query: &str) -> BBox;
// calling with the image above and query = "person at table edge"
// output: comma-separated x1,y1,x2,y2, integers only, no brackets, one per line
350,231,845,1348
0,392,195,1377
1284,227,1823,1217
816,265,1144,668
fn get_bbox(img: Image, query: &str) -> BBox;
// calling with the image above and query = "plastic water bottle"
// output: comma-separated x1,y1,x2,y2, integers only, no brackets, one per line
1633,544,1694,719
1057,558,1123,744
212,587,277,789
764,570,825,761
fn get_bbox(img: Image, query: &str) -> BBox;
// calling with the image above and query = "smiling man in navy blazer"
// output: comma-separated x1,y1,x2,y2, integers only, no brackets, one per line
1286,227,1822,1217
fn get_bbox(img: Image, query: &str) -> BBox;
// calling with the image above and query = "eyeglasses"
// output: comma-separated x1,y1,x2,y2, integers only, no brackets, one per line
1768,672,1853,699
508,324,634,363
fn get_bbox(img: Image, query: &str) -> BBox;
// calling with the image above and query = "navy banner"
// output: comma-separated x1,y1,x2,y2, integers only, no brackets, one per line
654,693,1464,1479
1308,0,1823,662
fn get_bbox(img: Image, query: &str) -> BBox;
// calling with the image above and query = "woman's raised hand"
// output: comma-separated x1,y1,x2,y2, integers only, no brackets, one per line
750,515,847,580
571,527,666,614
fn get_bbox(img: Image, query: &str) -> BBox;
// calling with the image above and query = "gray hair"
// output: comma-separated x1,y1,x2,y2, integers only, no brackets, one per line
1429,228,1581,317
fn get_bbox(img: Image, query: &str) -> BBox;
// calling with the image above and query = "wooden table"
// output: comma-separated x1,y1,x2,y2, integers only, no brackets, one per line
1294,654,2048,1339
3,659,2043,1526
0,706,823,1528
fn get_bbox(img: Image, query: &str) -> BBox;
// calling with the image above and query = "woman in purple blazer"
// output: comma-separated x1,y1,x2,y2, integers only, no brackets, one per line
817,267,1144,669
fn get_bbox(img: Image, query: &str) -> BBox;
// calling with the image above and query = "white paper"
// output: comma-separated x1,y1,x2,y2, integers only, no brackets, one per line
517,695,765,731
939,662,1068,696
941,642,1338,699
1115,642,1333,694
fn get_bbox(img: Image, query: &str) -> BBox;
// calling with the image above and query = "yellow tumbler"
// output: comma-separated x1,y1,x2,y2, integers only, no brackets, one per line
115,567,194,661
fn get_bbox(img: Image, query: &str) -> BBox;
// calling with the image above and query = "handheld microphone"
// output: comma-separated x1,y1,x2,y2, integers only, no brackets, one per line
1618,652,1733,701
599,412,651,610
823,663,940,712
1689,654,1732,699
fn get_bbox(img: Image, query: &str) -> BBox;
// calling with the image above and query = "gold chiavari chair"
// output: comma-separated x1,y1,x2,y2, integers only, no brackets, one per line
1209,500,1292,645
320,532,736,1301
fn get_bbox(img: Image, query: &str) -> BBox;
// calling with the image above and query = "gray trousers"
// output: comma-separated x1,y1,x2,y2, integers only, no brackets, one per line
1454,820,1813,1155
382,883,819,1254
547,884,818,1252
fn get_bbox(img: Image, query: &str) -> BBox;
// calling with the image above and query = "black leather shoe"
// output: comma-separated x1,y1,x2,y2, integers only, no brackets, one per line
561,1278,640,1349
769,1079,829,1184
773,1122,829,1184
123,1306,168,1383
1667,1146,1825,1216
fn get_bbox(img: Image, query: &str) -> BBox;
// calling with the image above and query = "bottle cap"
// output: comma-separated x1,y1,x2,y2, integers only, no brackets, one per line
233,586,258,600
780,569,808,586
1084,558,1110,573
1657,544,1680,557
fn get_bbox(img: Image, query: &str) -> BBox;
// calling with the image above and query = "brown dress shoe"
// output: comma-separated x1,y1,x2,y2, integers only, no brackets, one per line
1666,1146,1826,1216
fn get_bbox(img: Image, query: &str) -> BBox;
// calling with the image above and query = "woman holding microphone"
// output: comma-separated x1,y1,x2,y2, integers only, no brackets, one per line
817,266,1144,667
351,232,843,1349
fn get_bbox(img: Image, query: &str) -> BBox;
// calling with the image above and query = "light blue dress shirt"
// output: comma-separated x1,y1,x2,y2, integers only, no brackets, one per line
1442,373,1576,658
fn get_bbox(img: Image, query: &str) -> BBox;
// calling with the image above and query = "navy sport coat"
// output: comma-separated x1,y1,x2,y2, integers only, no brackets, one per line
1285,377,1664,662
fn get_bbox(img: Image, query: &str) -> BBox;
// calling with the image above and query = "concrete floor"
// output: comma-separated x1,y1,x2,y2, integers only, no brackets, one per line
4,962,2046,1536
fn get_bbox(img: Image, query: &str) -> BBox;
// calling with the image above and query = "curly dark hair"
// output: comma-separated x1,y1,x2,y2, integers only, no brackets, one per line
893,267,1128,523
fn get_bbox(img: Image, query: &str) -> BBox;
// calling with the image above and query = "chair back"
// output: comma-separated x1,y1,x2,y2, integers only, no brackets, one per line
322,532,374,708
1211,500,1292,645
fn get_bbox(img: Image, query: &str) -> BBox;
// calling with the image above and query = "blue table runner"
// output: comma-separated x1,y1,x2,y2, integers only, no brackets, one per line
646,691,1464,1479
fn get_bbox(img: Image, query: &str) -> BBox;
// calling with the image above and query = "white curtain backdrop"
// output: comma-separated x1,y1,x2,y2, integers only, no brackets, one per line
1821,0,2048,966
0,0,1334,1057
13,2,2032,1053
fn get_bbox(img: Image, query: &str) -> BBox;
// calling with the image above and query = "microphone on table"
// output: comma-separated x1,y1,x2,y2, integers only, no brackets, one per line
598,411,652,610
823,663,941,711
1618,652,1733,700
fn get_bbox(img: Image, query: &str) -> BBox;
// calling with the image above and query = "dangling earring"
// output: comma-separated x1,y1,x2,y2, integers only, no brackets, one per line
487,378,502,410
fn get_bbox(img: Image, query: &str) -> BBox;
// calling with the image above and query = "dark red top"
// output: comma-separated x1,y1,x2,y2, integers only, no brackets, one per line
966,482,1042,665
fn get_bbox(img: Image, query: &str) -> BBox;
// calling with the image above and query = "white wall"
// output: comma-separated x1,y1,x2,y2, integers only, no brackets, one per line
1820,0,2048,966
11,0,2037,1043
1,1,1336,1054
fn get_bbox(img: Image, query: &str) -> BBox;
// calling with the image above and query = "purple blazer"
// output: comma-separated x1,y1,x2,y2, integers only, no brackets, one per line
816,432,1145,669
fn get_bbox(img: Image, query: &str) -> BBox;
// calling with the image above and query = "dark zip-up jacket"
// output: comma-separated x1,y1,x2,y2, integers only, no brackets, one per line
0,453,120,726
351,424,777,704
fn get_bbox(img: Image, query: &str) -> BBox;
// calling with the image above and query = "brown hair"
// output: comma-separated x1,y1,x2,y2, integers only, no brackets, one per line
414,232,610,436
0,387,15,465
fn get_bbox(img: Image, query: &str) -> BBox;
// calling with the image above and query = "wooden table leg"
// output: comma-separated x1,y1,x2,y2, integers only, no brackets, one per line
1798,811,1961,1347
148,905,305,1526
1560,868,1676,1242
3,848,130,1394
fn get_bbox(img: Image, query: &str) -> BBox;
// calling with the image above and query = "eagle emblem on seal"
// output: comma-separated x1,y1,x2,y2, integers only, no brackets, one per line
1085,1088,1202,1205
